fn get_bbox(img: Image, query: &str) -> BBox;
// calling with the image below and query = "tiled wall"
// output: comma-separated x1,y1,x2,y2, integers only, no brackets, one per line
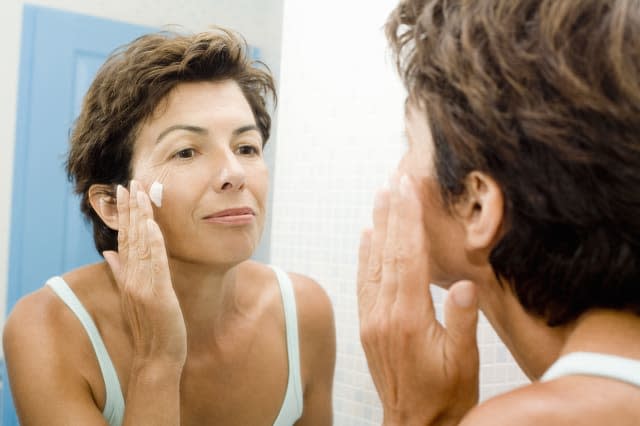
271,0,529,423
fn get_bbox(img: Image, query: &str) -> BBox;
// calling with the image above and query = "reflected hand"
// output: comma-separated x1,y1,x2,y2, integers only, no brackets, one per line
103,180,187,367
357,175,479,426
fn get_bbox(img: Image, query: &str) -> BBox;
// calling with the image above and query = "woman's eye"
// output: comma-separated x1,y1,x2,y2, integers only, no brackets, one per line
237,145,260,156
173,148,196,159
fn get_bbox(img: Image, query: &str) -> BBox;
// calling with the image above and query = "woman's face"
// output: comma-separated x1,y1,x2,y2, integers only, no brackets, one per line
398,101,469,287
130,80,268,267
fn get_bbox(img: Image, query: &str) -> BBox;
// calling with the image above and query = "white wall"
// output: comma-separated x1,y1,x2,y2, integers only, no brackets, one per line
0,0,283,330
272,1,529,424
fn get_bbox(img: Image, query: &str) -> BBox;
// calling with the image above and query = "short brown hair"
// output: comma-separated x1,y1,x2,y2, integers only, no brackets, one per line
66,29,276,254
387,0,640,325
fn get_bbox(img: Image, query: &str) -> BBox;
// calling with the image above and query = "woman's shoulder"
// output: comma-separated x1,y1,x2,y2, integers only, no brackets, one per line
240,261,332,313
4,262,115,347
288,271,334,335
263,264,336,403
4,280,64,340
238,261,334,342
3,269,91,369
460,376,640,426
263,264,334,328
3,263,119,423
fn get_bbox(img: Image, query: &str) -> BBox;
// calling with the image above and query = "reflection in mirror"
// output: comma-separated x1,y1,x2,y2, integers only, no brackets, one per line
2,4,336,425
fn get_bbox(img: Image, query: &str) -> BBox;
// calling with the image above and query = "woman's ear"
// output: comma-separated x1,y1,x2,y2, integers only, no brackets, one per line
88,184,118,231
455,172,504,252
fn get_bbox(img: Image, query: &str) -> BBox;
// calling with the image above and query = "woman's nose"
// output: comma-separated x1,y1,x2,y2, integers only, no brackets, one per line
214,152,246,192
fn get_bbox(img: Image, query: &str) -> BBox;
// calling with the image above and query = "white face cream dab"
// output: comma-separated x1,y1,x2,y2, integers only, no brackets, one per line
149,181,163,207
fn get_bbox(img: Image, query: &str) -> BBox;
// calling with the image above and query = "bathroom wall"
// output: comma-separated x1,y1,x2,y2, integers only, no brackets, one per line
0,0,284,330
271,0,529,424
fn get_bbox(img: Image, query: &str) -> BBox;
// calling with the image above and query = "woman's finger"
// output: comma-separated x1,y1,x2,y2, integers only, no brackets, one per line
116,184,130,260
380,176,402,305
103,250,121,281
128,180,140,265
146,218,172,286
135,189,152,261
357,229,375,318
444,280,479,360
367,188,390,287
395,175,434,316
138,182,155,220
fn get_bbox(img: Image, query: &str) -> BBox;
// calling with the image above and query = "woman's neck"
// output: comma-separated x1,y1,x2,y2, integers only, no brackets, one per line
478,282,571,380
167,258,250,342
560,309,640,359
480,281,640,380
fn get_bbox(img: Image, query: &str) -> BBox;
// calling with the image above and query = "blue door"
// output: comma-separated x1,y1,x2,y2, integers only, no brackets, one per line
3,6,152,424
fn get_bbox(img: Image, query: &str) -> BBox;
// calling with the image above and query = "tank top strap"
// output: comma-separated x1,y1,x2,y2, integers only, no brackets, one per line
268,265,304,425
46,276,125,426
541,351,640,388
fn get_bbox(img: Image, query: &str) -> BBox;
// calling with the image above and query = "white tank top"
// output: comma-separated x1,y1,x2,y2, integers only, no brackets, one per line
46,264,303,425
541,351,640,388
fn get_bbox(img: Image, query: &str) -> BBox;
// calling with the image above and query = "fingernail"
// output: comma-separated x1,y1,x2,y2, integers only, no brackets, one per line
136,190,146,206
452,281,475,308
116,185,124,199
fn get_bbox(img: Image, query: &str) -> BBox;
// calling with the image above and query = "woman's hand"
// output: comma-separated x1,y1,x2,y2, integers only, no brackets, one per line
103,180,187,367
357,175,480,426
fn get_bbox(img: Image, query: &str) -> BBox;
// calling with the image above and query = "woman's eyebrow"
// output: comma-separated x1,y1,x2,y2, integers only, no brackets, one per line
233,124,260,137
156,124,208,144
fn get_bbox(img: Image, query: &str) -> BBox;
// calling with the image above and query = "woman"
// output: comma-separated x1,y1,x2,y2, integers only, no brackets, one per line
358,0,640,424
4,29,335,425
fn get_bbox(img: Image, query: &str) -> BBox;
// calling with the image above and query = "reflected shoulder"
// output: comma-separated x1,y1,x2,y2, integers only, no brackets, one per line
287,271,336,425
3,284,110,424
4,284,78,358
286,271,335,362
288,272,334,328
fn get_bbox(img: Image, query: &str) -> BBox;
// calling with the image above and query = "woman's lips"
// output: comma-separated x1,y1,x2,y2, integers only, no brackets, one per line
203,207,256,225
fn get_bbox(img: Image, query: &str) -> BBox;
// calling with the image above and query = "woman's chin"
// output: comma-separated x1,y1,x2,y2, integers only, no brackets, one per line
169,241,259,268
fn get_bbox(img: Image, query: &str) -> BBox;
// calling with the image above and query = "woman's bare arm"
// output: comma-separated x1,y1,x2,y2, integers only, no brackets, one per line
4,181,186,426
4,291,110,426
